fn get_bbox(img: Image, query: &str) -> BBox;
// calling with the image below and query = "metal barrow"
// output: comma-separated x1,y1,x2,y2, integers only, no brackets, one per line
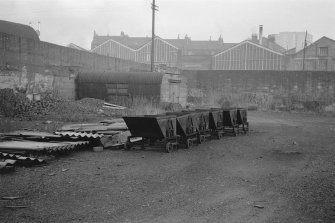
236,107,249,133
222,108,239,136
122,115,178,153
194,109,212,143
165,111,198,148
206,108,224,139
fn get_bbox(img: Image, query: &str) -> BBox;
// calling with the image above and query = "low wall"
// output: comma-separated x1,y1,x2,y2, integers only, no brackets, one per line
182,70,335,110
0,32,150,99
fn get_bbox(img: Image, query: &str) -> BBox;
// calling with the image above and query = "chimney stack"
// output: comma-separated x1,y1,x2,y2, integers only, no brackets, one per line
35,21,41,37
259,25,263,45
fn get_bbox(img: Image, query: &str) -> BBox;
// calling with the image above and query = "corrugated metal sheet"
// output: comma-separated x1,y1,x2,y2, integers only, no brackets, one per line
0,152,46,166
78,72,164,84
57,121,128,132
0,159,16,167
1,131,61,140
55,131,103,139
0,141,89,154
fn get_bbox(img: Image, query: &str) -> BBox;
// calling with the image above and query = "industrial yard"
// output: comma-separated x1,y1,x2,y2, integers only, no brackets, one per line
1,0,335,222
1,111,335,223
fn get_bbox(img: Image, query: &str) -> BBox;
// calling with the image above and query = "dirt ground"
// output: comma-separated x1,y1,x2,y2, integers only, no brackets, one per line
1,111,335,223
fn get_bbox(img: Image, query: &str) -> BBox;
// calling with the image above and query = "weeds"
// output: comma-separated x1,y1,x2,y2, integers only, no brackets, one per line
187,87,335,113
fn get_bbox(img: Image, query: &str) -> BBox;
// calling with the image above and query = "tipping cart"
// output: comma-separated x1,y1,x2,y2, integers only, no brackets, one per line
166,111,198,148
122,115,178,153
194,109,211,143
208,108,224,139
222,108,239,136
236,108,249,133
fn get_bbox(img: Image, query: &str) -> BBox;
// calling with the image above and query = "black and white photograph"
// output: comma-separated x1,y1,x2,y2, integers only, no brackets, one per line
0,0,335,222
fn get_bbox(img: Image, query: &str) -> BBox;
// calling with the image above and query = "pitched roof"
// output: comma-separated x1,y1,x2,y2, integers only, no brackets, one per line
91,35,112,48
185,41,223,50
165,39,187,48
260,37,286,53
67,43,88,51
0,20,39,41
91,34,151,50
92,33,236,53
109,36,151,49
284,47,296,55
214,40,284,57
294,36,335,55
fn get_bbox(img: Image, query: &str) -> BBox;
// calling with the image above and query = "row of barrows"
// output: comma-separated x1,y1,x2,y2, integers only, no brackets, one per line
122,107,249,153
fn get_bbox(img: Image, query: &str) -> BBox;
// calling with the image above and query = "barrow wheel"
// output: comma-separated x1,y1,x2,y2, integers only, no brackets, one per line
186,139,192,149
124,141,131,150
200,135,206,143
165,142,173,153
141,143,146,150
233,128,237,136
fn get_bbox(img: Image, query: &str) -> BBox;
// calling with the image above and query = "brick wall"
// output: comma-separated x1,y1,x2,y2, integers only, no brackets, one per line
0,33,150,99
182,70,335,109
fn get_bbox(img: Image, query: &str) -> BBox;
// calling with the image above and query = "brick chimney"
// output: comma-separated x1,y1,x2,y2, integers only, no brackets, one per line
259,25,263,45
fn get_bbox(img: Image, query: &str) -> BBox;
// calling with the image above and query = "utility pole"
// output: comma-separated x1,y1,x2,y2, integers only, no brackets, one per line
302,30,307,71
151,0,158,72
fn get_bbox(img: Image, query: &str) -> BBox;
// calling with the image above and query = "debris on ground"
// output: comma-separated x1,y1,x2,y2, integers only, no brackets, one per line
1,196,23,200
4,206,28,209
0,88,121,121
0,117,132,173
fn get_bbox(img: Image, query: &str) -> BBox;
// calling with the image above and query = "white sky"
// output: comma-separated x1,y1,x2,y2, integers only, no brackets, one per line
1,0,334,49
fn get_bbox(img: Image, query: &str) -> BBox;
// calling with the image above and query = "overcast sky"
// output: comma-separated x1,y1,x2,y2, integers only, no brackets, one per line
1,0,334,49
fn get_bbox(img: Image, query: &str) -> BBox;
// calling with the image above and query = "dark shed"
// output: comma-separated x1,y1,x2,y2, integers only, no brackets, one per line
0,20,40,41
77,72,165,103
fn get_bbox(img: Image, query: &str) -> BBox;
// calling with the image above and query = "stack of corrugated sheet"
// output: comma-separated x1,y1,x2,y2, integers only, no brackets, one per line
0,131,90,155
0,152,46,172
55,119,131,148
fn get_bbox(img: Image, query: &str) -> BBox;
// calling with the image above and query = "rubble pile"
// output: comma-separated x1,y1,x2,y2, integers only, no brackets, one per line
0,88,65,119
0,88,117,120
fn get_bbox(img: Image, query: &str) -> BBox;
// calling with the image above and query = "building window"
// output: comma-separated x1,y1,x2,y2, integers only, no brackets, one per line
319,47,328,56
318,59,328,71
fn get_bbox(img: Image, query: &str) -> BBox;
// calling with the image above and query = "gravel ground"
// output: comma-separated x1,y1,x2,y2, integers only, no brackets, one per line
1,111,335,223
